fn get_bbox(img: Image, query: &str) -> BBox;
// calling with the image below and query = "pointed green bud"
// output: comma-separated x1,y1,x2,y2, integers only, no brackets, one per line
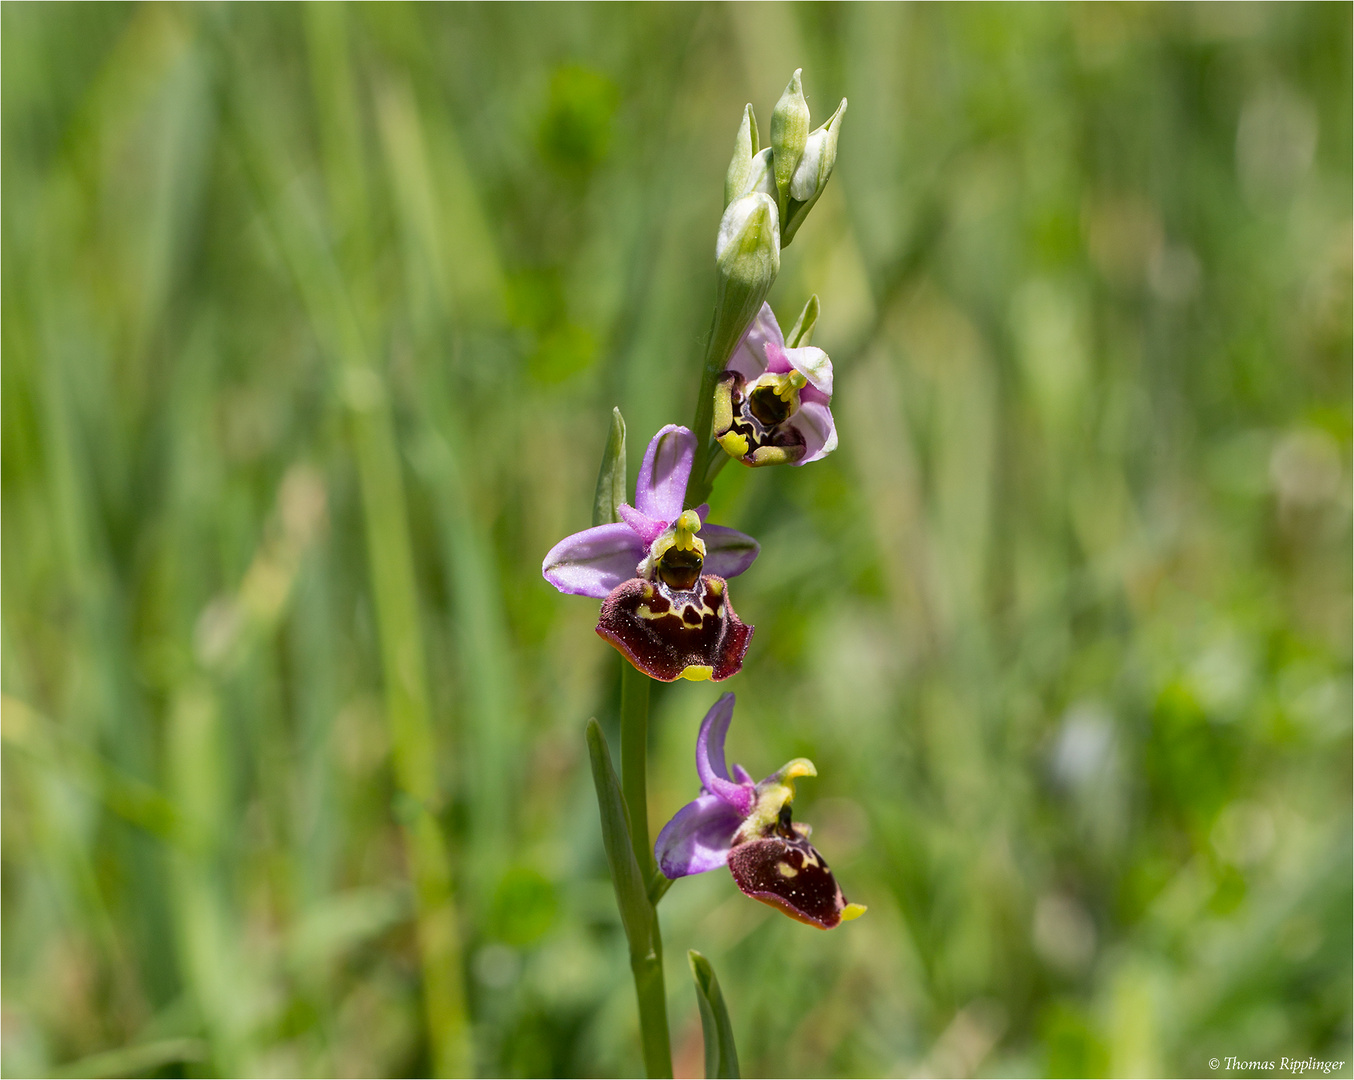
724,104,759,208
709,192,780,373
782,98,847,247
769,69,810,209
786,294,820,348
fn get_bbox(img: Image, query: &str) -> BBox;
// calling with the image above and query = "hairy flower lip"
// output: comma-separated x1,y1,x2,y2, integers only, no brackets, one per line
654,693,864,928
596,575,752,683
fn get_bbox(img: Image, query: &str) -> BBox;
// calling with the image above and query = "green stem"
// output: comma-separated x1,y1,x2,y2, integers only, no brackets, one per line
701,439,731,495
619,664,654,876
686,317,725,510
618,662,671,1077
632,950,672,1080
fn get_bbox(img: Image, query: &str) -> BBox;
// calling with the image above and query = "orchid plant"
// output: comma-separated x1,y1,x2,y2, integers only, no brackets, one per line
542,71,855,1078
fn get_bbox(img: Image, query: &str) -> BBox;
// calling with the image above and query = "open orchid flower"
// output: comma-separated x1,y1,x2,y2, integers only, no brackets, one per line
712,302,837,467
542,426,759,682
654,693,865,929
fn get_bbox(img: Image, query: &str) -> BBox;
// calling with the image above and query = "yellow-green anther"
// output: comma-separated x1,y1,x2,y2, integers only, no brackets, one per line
724,104,759,207
769,370,807,401
644,510,707,582
732,758,817,844
673,510,703,551
770,69,810,206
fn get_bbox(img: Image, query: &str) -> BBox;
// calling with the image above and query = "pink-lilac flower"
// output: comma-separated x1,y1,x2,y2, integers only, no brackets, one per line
654,693,865,929
712,302,836,467
542,425,759,682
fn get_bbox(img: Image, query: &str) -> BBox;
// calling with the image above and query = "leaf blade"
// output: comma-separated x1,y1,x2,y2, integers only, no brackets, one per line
688,950,740,1079
585,717,654,955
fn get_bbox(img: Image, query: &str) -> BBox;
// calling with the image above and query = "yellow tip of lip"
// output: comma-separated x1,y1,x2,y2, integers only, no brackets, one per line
679,665,714,682
840,903,867,923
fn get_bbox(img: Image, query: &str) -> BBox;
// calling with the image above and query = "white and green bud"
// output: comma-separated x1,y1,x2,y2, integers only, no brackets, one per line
715,192,780,272
724,104,759,208
743,148,776,200
782,97,846,247
710,192,781,371
769,69,810,209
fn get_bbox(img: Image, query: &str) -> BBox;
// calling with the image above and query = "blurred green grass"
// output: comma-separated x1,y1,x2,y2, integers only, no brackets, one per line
2,3,1350,1077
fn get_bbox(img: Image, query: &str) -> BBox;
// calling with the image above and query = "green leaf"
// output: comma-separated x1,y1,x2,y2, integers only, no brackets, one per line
688,951,740,1079
585,718,653,955
593,407,628,526
786,294,820,348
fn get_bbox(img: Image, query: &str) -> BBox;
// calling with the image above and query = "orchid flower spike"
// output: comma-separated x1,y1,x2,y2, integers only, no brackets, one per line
712,300,837,467
542,426,760,682
654,693,865,929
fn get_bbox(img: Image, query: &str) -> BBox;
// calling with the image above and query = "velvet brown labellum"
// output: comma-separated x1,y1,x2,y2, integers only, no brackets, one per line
595,574,753,682
727,832,858,929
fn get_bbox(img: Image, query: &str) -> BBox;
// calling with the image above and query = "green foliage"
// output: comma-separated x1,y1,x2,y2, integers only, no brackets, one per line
2,4,1349,1078
688,951,739,1080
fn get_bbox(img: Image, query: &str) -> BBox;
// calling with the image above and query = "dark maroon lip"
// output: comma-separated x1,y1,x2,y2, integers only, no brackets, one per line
727,834,852,930
595,574,754,682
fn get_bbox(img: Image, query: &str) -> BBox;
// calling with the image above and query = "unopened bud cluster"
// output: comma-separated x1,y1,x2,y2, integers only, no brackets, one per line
711,71,846,371
723,70,847,245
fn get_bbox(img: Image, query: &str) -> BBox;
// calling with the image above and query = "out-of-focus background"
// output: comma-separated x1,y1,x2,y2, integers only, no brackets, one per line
3,4,1350,1078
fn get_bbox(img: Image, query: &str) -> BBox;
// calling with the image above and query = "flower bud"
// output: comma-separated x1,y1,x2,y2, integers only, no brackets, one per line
715,192,780,272
710,192,780,372
741,148,776,201
769,69,810,207
724,104,759,208
782,97,846,247
789,129,827,202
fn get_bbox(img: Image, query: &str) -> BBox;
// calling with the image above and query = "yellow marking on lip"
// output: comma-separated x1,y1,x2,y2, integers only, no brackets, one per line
777,862,798,878
718,430,750,458
679,664,713,682
840,903,867,923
